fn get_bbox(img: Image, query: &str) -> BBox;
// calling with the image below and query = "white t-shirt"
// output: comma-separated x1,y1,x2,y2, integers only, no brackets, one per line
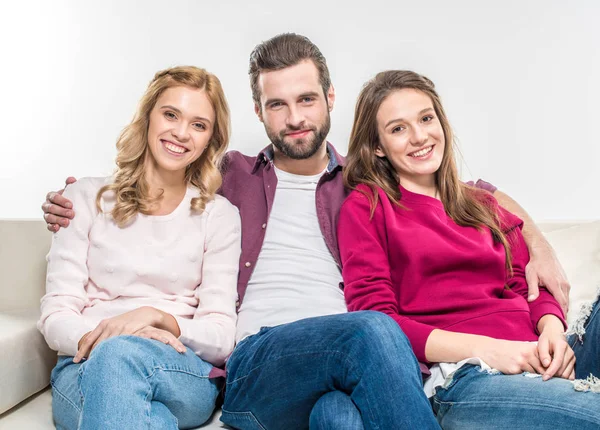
236,167,347,342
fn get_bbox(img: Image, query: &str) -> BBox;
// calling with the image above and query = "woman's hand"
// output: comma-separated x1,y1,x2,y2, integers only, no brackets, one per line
74,306,184,363
475,338,546,376
537,315,575,381
134,326,187,352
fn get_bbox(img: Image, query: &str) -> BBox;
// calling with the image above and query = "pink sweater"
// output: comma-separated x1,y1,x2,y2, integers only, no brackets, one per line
38,177,241,366
338,185,565,363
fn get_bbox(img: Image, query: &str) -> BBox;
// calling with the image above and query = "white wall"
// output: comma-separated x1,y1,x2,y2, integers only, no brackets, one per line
1,0,598,220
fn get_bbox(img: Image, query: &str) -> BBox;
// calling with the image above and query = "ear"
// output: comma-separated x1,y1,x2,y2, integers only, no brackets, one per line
254,103,264,123
374,145,386,158
326,84,335,112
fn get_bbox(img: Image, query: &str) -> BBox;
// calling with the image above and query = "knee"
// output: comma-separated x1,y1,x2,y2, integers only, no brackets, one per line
309,391,362,430
349,311,411,350
85,335,151,371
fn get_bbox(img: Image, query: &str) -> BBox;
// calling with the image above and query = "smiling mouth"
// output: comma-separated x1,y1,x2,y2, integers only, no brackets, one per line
162,140,189,155
409,145,434,158
285,129,312,138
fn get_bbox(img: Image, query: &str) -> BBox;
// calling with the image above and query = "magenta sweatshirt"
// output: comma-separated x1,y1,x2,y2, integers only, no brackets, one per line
338,185,565,363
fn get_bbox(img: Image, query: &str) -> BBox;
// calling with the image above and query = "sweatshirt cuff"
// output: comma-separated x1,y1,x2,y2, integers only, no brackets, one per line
395,317,437,363
530,296,567,334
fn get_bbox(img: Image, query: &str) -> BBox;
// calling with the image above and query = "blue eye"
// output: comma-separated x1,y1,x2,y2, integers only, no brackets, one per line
164,111,176,119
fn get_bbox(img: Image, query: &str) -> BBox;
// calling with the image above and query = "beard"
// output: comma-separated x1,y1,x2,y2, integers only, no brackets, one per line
265,112,331,160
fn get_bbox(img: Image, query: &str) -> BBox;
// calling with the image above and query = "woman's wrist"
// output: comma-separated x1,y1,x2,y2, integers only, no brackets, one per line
152,308,181,337
537,314,564,335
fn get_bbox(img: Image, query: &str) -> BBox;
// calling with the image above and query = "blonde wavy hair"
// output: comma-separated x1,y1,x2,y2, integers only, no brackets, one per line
96,66,230,227
344,70,513,271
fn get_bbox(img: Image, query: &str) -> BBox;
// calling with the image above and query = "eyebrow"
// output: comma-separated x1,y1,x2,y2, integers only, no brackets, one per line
384,107,434,128
160,105,212,124
264,91,321,106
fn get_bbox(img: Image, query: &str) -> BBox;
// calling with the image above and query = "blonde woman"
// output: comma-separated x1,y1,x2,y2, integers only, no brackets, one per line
38,66,241,429
339,70,600,429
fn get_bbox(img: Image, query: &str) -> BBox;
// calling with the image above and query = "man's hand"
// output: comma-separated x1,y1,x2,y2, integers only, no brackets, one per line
492,189,570,314
537,315,575,381
42,177,77,232
526,243,571,314
73,307,185,363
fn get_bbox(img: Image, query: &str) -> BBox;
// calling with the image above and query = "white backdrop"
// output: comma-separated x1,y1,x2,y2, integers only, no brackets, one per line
1,0,598,220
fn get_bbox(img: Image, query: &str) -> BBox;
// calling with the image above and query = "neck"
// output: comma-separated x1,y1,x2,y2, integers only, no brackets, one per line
272,140,329,176
399,173,438,199
144,156,187,198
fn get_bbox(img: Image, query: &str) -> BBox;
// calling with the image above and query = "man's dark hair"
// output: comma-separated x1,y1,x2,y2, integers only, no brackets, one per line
249,33,331,106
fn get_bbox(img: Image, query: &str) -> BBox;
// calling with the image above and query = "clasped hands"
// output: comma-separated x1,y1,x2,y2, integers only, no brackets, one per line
74,306,185,363
478,315,575,381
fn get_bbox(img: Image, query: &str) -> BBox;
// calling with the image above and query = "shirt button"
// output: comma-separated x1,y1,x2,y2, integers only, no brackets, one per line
105,265,114,273
262,223,267,229
235,300,240,307
244,262,251,268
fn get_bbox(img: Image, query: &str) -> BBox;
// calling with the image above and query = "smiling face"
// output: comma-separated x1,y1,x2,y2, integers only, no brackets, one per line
146,85,215,177
375,88,445,190
255,60,333,160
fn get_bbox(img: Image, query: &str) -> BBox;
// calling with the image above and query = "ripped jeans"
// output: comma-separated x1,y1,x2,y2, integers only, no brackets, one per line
432,296,600,429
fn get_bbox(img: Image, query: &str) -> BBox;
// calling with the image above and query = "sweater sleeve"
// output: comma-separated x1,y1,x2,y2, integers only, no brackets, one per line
498,205,567,332
37,179,98,356
338,190,437,362
174,197,241,366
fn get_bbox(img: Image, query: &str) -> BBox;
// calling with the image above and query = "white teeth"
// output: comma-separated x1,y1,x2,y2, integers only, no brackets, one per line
410,146,433,157
164,142,186,154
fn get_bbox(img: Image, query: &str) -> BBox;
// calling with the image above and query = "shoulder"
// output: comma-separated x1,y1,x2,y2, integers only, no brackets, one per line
343,184,386,208
205,195,241,221
222,150,259,173
63,176,111,203
340,185,387,221
466,186,523,232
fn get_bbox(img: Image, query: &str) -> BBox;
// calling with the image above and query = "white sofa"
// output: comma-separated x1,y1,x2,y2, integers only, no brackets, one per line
1,220,599,429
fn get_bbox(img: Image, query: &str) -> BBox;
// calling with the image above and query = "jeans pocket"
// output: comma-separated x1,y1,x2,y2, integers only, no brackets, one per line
220,409,266,430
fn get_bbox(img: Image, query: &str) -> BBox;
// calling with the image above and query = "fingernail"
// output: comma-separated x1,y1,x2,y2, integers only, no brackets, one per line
67,210,73,217
528,295,536,301
543,359,550,366
66,203,73,209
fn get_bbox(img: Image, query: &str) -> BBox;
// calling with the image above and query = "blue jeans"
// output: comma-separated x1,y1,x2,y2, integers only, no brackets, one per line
221,311,439,430
50,336,220,430
433,298,600,429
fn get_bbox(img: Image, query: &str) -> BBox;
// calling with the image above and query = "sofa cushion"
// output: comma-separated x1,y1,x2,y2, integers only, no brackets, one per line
0,309,56,414
543,220,600,327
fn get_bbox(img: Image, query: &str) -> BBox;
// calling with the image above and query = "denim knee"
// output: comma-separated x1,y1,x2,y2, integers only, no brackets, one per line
91,335,146,360
348,311,411,351
309,391,362,430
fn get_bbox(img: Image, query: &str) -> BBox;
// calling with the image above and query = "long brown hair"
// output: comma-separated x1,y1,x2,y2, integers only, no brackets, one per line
344,70,512,271
96,66,230,227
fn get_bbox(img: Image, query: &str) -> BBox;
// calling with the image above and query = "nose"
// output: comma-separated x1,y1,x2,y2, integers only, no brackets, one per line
172,121,190,142
409,124,428,147
286,106,305,129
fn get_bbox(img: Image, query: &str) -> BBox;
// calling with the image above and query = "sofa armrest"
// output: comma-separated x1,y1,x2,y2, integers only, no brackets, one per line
0,220,50,312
